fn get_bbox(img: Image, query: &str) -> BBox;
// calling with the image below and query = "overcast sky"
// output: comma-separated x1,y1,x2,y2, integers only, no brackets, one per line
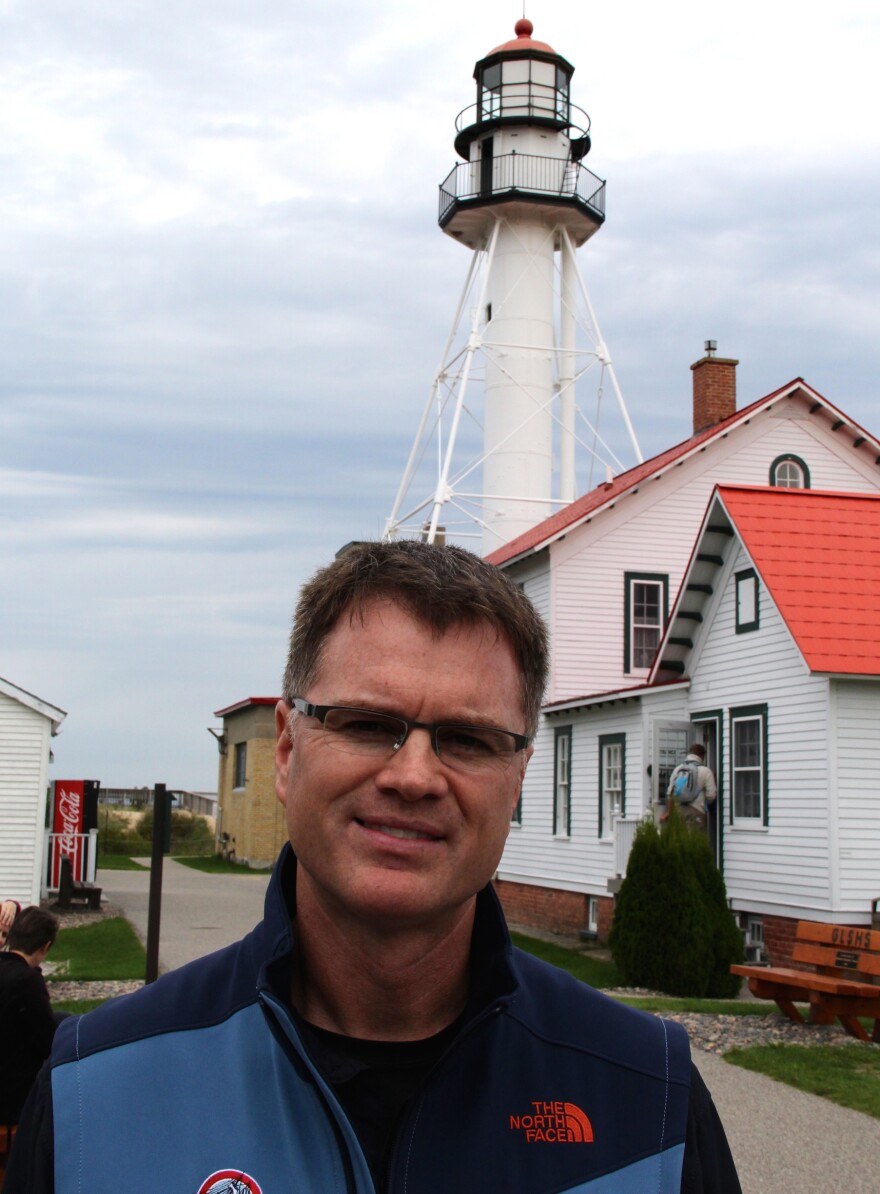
2,0,878,792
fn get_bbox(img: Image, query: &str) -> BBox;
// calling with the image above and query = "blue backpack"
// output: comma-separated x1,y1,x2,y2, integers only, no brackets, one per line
671,760,700,804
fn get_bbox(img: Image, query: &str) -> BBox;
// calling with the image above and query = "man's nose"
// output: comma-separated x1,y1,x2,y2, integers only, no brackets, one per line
374,726,449,799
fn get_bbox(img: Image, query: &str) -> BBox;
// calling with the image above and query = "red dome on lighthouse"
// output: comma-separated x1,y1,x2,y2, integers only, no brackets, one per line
489,18,557,56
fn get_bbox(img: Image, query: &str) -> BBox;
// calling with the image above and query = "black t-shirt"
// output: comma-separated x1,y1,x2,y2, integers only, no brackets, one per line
297,1017,741,1194
296,1016,463,1190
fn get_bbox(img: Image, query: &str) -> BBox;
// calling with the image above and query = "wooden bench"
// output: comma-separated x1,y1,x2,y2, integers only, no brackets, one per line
56,855,102,911
731,921,880,1042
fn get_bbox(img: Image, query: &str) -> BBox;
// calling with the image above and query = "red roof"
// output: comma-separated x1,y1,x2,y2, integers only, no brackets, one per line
486,378,878,566
718,486,880,675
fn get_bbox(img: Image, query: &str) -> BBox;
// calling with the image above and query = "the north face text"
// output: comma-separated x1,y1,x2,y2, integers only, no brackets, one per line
509,1101,594,1143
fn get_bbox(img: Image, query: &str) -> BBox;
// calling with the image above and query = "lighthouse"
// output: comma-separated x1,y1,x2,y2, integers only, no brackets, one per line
386,19,641,553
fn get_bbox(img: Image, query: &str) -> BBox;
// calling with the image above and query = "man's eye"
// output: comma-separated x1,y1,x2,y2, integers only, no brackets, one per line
442,729,496,756
333,715,396,739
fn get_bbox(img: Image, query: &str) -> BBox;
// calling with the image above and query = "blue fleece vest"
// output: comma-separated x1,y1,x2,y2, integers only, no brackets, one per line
50,849,690,1193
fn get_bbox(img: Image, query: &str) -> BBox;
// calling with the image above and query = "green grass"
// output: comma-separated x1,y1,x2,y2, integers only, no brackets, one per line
510,932,622,989
725,1044,880,1119
47,917,146,981
51,998,109,1015
97,854,149,870
511,933,790,1016
173,855,273,875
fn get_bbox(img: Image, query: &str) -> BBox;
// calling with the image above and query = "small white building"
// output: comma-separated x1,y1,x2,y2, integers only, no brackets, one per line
0,676,66,906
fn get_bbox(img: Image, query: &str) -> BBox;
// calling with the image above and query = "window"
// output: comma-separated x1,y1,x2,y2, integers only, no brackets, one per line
735,568,759,633
624,573,669,672
730,705,768,823
479,62,501,119
770,454,810,489
512,786,522,825
554,727,572,837
599,733,625,837
233,742,247,790
555,65,570,120
653,721,691,802
587,896,599,935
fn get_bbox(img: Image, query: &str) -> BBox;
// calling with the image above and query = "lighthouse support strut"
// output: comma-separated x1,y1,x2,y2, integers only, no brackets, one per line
385,250,483,539
559,226,643,465
424,219,502,542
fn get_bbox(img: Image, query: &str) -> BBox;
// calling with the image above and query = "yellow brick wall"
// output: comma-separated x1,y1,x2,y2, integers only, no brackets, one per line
216,703,288,867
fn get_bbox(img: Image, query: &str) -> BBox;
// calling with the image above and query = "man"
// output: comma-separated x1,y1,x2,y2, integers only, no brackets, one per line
0,907,59,1126
664,743,717,831
8,541,740,1192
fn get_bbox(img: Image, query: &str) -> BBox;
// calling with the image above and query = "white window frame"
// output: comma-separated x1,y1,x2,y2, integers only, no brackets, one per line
587,896,599,935
554,727,571,837
599,734,625,838
770,454,810,489
730,705,767,824
624,573,668,673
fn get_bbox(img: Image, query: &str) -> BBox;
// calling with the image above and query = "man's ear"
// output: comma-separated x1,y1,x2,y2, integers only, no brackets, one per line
275,701,293,808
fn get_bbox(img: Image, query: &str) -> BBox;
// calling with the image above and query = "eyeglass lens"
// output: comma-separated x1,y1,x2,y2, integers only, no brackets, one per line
320,707,518,770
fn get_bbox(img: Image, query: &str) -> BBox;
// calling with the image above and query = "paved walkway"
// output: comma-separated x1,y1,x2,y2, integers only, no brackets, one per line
95,862,880,1192
693,1049,880,1192
97,858,270,973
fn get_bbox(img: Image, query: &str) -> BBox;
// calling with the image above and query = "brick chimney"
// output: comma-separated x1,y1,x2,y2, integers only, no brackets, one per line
690,341,738,434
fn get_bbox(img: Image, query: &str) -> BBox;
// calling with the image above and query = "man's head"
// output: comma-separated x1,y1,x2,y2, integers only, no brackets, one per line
689,743,707,761
282,539,548,738
8,906,58,963
275,541,549,934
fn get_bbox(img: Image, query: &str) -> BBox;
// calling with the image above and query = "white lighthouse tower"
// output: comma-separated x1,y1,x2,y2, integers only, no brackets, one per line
386,19,642,553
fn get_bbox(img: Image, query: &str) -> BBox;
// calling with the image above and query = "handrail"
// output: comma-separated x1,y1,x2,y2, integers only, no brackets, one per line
455,94,591,140
438,152,605,225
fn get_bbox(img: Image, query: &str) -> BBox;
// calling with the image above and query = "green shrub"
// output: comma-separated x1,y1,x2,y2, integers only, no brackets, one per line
137,809,214,854
609,807,743,997
98,808,214,857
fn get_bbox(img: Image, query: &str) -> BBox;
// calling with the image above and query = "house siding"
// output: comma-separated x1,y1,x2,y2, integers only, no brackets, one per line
0,691,52,905
690,545,832,917
833,679,880,914
499,701,643,895
544,411,880,703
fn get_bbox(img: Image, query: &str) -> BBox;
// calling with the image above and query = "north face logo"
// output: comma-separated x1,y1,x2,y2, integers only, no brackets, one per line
509,1101,594,1143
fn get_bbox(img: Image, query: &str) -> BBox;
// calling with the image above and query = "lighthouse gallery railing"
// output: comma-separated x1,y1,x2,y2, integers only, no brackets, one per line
439,153,606,225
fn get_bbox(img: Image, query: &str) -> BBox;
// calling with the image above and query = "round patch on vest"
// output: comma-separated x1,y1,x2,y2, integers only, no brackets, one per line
198,1172,263,1194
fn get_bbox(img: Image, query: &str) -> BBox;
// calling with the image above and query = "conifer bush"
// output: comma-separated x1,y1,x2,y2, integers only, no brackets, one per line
609,807,743,997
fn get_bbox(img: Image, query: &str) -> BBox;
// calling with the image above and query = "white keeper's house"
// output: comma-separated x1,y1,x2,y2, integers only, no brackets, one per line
488,349,880,964
0,676,66,906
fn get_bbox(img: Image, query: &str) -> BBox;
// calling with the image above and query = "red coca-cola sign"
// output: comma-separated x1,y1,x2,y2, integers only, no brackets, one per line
51,781,86,886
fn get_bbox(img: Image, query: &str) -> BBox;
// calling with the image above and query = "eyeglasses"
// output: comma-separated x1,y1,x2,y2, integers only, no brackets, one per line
291,698,530,773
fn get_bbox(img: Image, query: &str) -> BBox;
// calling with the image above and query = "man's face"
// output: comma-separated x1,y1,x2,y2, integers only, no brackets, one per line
275,599,531,933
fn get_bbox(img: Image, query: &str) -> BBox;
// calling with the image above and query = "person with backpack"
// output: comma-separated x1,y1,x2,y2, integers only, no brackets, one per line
663,742,717,830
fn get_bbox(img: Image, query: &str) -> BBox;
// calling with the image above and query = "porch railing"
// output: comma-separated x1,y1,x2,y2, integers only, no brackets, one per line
613,816,647,880
44,829,99,891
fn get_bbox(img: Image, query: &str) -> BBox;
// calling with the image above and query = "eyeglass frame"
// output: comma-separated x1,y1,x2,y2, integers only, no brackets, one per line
289,697,531,764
